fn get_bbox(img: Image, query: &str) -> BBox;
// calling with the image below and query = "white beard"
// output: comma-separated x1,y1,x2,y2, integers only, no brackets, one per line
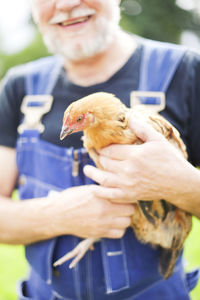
41,7,120,61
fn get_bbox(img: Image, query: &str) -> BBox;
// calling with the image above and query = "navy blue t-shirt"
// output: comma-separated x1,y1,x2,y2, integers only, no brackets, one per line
0,44,200,166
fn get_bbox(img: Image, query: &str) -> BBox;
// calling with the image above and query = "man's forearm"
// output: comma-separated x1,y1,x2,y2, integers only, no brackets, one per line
0,196,57,245
171,165,200,218
0,185,135,245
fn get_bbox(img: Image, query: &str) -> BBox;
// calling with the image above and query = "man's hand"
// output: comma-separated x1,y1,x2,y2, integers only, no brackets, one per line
50,185,134,239
0,146,133,244
83,117,200,217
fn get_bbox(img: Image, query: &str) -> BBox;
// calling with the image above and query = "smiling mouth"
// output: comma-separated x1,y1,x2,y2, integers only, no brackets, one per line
59,15,92,27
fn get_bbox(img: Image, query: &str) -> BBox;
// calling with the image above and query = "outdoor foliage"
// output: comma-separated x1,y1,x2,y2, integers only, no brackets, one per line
0,0,200,79
120,0,200,43
0,31,49,79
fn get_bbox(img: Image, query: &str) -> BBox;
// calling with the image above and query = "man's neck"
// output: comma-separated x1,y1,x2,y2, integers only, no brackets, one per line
64,31,137,87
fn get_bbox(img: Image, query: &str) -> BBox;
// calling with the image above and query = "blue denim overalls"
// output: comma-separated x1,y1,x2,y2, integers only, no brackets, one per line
16,40,199,300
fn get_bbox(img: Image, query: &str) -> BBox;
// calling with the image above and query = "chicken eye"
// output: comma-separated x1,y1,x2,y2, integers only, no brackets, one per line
76,115,83,122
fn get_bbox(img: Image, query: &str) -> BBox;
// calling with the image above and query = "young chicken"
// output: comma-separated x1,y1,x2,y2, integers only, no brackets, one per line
54,92,192,279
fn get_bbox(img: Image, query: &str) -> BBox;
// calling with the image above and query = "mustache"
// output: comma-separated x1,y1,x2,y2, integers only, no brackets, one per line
49,8,96,24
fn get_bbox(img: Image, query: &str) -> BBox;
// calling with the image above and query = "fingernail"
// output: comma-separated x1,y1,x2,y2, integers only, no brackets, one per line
83,165,91,175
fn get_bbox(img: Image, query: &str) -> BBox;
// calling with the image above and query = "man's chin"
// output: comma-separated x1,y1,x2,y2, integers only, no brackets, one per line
43,37,108,61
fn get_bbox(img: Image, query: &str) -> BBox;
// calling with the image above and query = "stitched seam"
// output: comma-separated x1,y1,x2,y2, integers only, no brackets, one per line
121,238,130,288
101,239,112,293
73,237,82,300
86,250,94,300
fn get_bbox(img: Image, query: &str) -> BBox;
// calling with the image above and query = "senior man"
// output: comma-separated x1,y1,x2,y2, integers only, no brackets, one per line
0,0,200,299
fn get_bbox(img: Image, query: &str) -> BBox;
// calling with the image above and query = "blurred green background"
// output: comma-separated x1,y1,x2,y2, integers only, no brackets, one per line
0,0,200,79
0,0,200,299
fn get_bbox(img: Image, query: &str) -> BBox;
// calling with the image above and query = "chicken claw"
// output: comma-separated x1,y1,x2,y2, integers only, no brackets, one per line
53,237,97,268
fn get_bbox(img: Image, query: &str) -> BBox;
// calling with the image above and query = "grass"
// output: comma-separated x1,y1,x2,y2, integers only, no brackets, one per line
184,217,200,300
0,218,199,300
0,245,27,300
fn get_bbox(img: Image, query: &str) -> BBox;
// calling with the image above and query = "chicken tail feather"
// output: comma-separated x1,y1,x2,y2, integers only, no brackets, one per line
159,247,182,279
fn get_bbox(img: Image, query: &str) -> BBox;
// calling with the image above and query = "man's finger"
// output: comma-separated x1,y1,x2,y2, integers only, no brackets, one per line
106,229,125,239
111,203,135,217
83,165,122,187
99,119,165,160
99,156,125,173
112,217,132,229
129,114,165,142
93,185,137,203
94,185,125,199
99,144,138,160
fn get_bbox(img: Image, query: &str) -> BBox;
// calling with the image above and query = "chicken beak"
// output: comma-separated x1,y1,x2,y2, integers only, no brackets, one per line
60,125,74,140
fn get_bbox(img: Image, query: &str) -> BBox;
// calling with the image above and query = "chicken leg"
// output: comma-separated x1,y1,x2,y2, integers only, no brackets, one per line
53,237,98,268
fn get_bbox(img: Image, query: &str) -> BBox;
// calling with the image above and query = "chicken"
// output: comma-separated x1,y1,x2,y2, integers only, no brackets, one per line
54,92,192,279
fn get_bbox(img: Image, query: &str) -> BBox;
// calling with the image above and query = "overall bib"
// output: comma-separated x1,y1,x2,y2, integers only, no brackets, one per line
16,40,199,300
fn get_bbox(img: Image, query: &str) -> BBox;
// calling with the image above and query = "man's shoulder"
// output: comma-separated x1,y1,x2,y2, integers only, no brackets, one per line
138,36,184,50
6,55,61,80
183,48,200,68
139,36,200,74
1,55,63,96
139,36,199,59
172,47,200,83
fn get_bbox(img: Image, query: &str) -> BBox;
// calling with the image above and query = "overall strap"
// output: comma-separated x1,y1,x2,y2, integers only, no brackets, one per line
18,56,62,134
139,39,186,92
25,55,62,95
131,38,186,112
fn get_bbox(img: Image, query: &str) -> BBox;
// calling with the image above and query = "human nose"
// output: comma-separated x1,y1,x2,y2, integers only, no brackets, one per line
55,0,81,11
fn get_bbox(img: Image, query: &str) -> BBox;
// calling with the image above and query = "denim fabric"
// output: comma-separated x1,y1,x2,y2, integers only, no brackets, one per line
16,130,197,300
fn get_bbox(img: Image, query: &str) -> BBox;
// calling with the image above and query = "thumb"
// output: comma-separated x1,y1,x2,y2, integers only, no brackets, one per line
129,113,165,143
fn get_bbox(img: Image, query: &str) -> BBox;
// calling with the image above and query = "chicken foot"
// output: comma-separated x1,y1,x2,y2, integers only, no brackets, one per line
53,237,98,268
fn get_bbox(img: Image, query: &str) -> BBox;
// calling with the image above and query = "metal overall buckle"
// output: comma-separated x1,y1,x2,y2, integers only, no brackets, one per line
130,91,166,112
18,95,53,134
